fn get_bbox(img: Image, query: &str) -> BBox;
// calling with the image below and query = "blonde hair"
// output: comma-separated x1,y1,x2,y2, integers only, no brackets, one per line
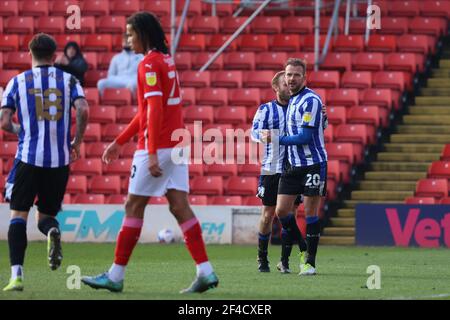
271,71,285,91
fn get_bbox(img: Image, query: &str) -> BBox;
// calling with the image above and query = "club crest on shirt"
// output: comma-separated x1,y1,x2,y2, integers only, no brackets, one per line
302,112,312,123
146,72,157,86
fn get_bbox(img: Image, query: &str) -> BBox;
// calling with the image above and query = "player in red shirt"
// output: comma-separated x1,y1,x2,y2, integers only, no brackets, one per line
81,12,218,294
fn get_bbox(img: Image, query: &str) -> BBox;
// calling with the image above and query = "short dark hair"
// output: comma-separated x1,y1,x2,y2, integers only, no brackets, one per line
284,58,307,75
127,11,169,54
29,33,57,60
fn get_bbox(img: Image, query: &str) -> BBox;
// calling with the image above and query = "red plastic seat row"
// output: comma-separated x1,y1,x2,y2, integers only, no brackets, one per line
415,179,448,199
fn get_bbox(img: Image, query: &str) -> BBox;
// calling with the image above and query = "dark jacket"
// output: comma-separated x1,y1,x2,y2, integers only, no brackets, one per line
54,42,88,86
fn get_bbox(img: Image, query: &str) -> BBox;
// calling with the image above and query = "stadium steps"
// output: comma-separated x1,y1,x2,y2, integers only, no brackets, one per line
322,53,450,245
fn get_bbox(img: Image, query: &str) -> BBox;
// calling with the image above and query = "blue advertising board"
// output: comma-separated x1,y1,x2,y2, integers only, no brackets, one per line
356,204,450,248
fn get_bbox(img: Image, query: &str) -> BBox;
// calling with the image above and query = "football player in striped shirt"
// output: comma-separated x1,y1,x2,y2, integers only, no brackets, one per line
262,58,327,276
81,12,218,294
0,33,89,291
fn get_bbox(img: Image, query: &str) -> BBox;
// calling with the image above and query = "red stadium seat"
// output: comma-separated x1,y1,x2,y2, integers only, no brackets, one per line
420,1,450,18
82,87,99,106
178,34,205,52
159,16,187,35
243,196,261,206
121,177,129,193
388,1,420,17
5,17,34,34
80,123,101,142
0,34,19,51
238,164,261,177
71,159,102,176
242,71,273,88
378,17,408,35
335,124,369,146
282,16,313,34
190,16,219,34
361,89,392,109
174,52,192,71
81,0,109,16
19,0,48,16
321,53,351,72
326,89,358,107
260,88,275,102
73,194,105,204
327,159,341,182
188,195,208,205
103,159,132,176
196,88,228,106
102,124,127,142
206,34,237,52
180,88,196,106
0,141,17,158
351,52,384,71
269,34,301,52
35,16,65,34
225,177,257,196
4,51,31,69
191,52,222,70
327,106,347,126
0,1,18,17
405,197,436,205
223,52,255,70
348,106,381,128
141,0,170,17
0,70,19,87
366,35,396,53
327,142,355,164
188,164,203,177
334,35,364,52
106,194,128,204
121,142,137,158
215,106,246,124
415,179,448,198
441,144,450,160
301,34,332,52
180,71,211,88
89,175,121,194
74,16,96,34
228,88,260,106
66,176,87,194
384,53,418,73
220,16,249,34
191,176,223,195
308,71,339,88
184,105,214,124
397,35,431,54
97,52,116,70
110,0,140,16
205,163,238,177
49,1,80,16
251,16,281,34
440,197,450,204
85,142,109,159
255,52,287,70
211,71,242,88
101,88,132,106
82,34,112,51
89,106,116,124
409,17,447,37
341,71,372,89
116,106,138,124
320,16,344,34
83,52,97,70
373,72,406,91
209,196,243,206
96,16,126,34
324,123,334,143
238,34,268,52
176,0,201,16
53,34,82,50
428,161,450,179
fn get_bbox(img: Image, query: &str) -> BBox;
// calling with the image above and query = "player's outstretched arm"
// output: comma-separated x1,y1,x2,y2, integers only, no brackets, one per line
279,127,314,146
0,108,21,135
71,98,89,161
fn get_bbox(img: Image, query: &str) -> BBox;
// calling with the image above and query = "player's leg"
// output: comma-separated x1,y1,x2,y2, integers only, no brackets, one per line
292,198,307,269
81,194,148,292
3,161,37,291
35,165,70,271
257,205,275,272
166,189,219,294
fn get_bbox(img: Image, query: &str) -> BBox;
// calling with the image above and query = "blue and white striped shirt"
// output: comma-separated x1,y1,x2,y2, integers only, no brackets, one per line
1,66,85,168
251,100,287,174
286,86,327,167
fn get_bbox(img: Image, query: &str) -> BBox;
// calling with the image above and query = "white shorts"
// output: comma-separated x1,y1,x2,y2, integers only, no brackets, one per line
128,148,189,197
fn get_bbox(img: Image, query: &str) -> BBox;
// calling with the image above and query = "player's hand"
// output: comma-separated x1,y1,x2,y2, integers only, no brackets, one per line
322,104,327,117
149,153,162,177
102,141,121,164
260,130,271,143
70,141,81,162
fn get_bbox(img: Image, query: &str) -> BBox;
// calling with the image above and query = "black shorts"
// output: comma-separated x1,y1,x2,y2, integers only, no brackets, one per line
257,173,302,207
278,162,327,197
8,161,70,216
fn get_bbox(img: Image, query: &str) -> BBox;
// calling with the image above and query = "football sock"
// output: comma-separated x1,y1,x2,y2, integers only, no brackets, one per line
113,216,143,272
196,261,214,277
37,216,60,236
306,216,320,268
297,229,307,252
108,263,125,283
180,217,210,274
11,265,23,281
258,232,270,260
8,218,27,278
279,213,304,249
280,228,293,263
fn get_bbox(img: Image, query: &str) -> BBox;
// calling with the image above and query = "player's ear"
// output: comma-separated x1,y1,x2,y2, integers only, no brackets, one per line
51,53,57,62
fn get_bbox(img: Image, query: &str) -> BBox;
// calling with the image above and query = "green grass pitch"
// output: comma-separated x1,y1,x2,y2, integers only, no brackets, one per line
0,241,449,300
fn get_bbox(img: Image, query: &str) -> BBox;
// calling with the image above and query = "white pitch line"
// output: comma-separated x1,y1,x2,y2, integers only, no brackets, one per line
387,293,450,300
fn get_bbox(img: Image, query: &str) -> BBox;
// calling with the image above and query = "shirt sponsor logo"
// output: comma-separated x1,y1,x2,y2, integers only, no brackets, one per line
302,112,312,123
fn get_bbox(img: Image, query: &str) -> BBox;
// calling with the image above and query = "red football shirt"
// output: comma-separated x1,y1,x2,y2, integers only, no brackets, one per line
135,50,184,153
